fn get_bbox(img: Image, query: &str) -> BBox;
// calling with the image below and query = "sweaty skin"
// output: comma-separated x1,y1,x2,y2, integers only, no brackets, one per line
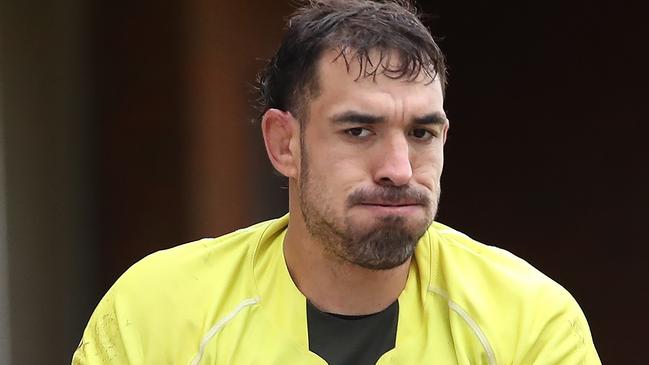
263,49,449,315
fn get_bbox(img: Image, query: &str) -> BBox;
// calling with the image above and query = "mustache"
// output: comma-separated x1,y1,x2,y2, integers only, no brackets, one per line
347,186,431,207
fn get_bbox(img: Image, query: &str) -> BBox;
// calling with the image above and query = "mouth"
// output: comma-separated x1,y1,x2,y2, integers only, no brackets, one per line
355,202,423,214
359,203,418,207
358,199,423,207
346,186,431,214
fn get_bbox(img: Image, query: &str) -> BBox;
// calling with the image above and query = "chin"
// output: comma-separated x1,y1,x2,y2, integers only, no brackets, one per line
343,221,423,271
351,211,430,232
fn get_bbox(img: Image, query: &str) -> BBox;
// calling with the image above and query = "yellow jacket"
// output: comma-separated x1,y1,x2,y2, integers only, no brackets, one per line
73,214,601,364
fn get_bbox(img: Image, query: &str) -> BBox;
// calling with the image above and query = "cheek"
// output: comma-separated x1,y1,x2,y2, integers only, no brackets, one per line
413,165,440,189
316,160,367,195
308,138,369,180
411,149,444,187
306,155,368,210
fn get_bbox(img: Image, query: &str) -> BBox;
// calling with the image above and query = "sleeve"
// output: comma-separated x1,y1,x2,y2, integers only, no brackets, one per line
516,287,601,365
71,283,144,364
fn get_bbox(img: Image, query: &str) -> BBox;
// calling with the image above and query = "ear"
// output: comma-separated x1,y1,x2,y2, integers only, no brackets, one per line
261,108,300,178
442,120,450,145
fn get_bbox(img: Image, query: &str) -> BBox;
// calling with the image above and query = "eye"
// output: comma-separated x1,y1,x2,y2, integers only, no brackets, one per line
410,128,434,141
346,127,372,138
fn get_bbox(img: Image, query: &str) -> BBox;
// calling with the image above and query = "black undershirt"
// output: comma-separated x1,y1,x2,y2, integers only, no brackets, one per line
306,300,399,365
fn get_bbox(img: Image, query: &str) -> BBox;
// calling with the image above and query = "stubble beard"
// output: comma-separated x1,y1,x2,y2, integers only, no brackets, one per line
298,146,440,271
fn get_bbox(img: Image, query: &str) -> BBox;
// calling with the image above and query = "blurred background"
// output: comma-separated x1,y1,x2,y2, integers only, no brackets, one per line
0,0,647,363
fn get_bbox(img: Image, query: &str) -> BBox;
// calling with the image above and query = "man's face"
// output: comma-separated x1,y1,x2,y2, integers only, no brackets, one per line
297,49,448,270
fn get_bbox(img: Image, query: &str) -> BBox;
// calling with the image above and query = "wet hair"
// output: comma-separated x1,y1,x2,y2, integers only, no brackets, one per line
256,0,447,123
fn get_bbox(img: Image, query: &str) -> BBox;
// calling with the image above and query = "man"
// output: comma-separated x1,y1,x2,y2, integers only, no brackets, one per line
73,0,601,364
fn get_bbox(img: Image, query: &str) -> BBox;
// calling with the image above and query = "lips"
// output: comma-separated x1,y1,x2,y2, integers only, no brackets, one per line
354,203,423,217
347,186,431,209
357,195,424,207
358,201,421,207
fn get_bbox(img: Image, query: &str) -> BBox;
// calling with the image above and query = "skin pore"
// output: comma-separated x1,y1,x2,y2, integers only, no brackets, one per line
262,49,448,315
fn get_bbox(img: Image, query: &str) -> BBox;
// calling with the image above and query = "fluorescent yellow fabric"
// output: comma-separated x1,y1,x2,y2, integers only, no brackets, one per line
73,215,601,364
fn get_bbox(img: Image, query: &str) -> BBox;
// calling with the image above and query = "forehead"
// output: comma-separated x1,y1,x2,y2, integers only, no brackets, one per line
310,48,444,116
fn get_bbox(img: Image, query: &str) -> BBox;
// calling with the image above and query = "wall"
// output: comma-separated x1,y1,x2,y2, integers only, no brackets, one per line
0,0,646,362
0,0,96,362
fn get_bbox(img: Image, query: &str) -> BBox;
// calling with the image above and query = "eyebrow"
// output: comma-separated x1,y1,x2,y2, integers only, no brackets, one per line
331,111,385,124
413,112,448,125
330,111,447,125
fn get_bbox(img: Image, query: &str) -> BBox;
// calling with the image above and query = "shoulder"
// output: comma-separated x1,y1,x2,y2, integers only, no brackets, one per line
74,218,280,363
429,221,576,315
119,220,261,283
112,218,279,307
430,221,556,293
427,222,600,364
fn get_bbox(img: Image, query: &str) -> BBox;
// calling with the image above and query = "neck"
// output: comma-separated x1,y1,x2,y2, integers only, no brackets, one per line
284,202,410,316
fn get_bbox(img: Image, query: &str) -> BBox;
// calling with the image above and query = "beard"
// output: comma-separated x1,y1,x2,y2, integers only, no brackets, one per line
298,146,440,270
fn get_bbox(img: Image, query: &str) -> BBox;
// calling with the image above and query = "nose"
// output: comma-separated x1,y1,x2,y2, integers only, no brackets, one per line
373,134,413,187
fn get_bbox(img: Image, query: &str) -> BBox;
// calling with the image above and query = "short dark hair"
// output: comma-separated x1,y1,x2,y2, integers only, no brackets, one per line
257,0,447,122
